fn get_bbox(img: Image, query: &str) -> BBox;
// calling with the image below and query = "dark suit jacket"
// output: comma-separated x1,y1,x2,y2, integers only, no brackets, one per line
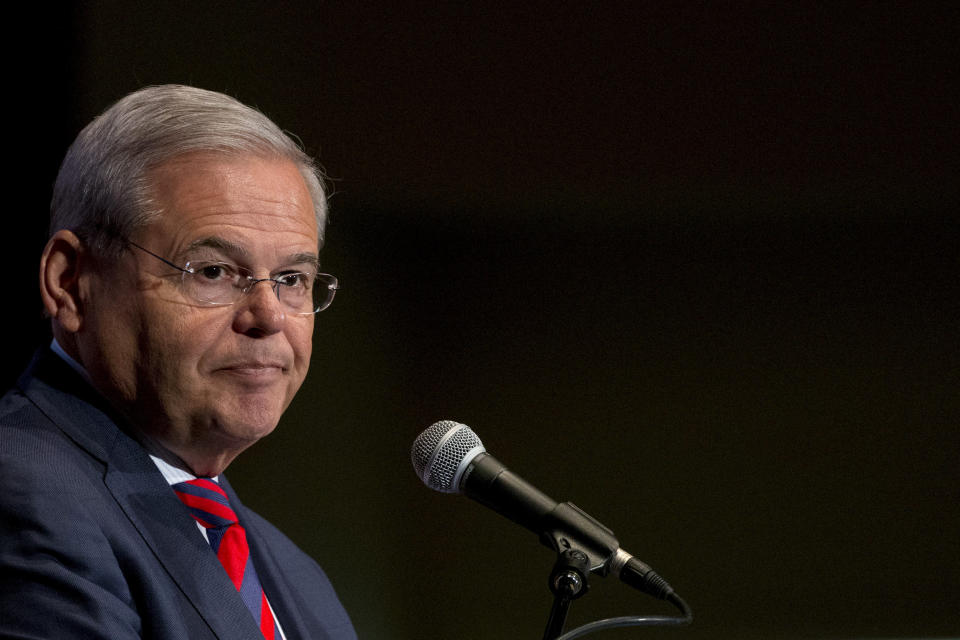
0,350,356,639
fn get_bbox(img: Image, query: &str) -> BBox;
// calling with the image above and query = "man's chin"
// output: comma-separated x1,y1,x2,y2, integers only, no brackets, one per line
217,411,282,444
208,395,286,446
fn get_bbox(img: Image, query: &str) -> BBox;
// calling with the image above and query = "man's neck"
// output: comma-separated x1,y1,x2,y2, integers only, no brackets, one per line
50,337,207,479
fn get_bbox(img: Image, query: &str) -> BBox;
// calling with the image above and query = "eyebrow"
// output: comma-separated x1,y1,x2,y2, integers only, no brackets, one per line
183,236,249,258
182,237,320,270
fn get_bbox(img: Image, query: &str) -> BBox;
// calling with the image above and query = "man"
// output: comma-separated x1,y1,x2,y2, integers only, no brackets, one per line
0,85,356,639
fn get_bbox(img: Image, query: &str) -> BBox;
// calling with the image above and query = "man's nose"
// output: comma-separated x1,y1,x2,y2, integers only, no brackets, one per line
233,279,285,336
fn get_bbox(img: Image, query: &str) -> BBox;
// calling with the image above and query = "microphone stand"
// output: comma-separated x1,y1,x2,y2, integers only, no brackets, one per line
542,549,591,640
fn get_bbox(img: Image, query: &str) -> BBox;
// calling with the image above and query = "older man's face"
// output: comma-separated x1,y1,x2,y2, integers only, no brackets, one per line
80,153,318,474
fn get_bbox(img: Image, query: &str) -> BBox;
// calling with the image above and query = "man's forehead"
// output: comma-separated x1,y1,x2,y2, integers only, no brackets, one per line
181,235,320,266
144,152,320,248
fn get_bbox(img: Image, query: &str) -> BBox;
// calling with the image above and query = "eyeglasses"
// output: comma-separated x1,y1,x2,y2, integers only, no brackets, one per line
126,241,338,314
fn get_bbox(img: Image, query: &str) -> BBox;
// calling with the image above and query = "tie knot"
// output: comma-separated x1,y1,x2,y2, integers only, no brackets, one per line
173,478,238,529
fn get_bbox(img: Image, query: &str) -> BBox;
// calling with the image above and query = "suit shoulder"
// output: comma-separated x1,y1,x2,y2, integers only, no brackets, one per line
0,388,105,492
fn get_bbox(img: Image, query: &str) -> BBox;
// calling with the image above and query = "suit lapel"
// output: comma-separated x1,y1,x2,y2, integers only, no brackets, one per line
103,440,265,640
219,476,318,640
20,350,265,640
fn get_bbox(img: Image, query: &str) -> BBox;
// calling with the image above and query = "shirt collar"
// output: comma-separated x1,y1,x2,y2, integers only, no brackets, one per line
50,338,92,384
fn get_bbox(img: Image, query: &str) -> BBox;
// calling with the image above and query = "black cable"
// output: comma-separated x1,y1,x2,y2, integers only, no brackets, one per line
551,593,692,640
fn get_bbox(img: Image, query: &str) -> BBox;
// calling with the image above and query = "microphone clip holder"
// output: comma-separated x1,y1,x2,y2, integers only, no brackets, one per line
539,503,619,640
537,502,620,573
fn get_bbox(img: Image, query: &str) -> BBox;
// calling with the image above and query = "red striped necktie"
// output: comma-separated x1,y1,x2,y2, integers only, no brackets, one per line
173,478,281,639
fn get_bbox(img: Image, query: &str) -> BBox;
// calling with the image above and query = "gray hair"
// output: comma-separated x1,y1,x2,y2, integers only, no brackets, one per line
50,84,328,257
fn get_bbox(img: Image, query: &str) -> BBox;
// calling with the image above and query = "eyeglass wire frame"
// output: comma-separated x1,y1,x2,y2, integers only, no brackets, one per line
124,240,338,315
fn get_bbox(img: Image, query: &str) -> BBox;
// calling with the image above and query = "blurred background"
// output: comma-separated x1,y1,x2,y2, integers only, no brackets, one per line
8,2,959,638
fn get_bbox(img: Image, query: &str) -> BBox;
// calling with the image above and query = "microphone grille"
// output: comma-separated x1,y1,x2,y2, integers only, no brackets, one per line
412,420,485,493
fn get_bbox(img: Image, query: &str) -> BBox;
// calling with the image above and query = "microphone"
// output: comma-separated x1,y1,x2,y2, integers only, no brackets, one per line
411,420,675,601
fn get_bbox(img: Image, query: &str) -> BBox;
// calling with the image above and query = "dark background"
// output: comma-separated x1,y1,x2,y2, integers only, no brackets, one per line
8,2,959,638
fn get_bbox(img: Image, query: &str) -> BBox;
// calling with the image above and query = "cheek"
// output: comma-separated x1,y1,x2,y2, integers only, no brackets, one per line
282,322,313,397
87,311,142,400
143,306,225,380
82,276,148,398
291,320,314,366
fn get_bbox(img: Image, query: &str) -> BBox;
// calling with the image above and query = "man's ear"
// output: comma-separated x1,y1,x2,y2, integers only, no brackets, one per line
39,230,87,334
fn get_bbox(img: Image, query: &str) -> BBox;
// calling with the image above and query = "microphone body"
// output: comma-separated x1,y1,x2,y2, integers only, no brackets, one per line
413,420,674,599
462,452,620,575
